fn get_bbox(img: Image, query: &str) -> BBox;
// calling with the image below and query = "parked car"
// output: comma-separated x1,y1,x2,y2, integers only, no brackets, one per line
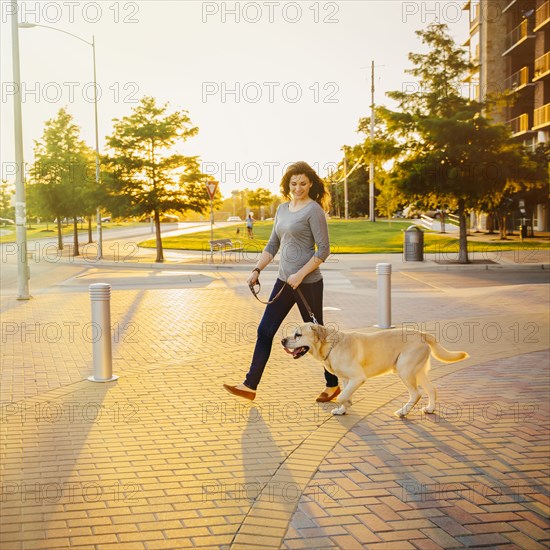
0,217,15,225
160,214,179,222
227,216,242,222
101,216,111,223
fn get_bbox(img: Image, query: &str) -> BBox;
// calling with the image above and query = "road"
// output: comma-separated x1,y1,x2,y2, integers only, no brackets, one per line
0,222,238,294
1,219,548,298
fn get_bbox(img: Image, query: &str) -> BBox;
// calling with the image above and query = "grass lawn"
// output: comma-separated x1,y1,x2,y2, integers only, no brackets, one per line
0,221,145,244
138,219,549,254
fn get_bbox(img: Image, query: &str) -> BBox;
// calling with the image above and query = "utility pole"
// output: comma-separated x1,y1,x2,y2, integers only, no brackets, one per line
343,149,349,220
369,60,376,222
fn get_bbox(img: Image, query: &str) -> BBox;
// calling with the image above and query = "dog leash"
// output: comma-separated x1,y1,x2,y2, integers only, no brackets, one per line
294,287,319,325
248,281,286,305
249,280,319,325
294,287,334,361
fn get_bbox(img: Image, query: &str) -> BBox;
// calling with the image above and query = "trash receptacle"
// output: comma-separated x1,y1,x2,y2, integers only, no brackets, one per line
403,225,424,261
519,224,528,240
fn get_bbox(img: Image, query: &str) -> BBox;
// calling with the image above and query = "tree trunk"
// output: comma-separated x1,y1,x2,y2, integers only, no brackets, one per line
87,215,93,244
498,214,508,240
457,201,469,264
154,209,164,263
73,217,80,256
57,218,63,250
439,210,446,233
486,212,495,234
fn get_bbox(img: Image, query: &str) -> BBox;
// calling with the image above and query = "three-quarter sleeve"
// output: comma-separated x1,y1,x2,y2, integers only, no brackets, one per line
264,207,281,257
310,206,330,262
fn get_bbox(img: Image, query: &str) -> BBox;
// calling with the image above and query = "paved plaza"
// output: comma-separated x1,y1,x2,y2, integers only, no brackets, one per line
0,239,549,549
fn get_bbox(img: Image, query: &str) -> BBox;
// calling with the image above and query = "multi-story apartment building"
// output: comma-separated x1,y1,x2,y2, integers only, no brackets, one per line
463,0,549,231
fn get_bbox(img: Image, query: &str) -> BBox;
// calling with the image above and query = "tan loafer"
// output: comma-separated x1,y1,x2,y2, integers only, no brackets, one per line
223,384,256,401
316,387,341,403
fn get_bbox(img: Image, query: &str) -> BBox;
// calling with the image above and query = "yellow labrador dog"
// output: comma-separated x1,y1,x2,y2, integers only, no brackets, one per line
281,323,468,417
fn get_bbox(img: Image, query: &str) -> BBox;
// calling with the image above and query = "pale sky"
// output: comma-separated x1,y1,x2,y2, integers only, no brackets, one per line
1,0,468,197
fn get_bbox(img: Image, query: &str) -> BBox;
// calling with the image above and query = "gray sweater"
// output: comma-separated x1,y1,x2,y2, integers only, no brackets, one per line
264,201,330,283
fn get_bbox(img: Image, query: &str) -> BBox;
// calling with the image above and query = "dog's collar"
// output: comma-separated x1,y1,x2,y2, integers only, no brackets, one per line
322,343,336,363
321,332,342,364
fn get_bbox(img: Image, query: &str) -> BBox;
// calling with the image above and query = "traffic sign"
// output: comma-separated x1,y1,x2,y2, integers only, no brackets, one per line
206,181,218,200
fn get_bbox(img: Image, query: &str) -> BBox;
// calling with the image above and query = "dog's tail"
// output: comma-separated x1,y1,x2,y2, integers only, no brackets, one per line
423,333,469,363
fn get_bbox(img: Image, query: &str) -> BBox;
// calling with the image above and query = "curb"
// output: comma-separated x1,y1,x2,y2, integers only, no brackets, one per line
55,256,550,272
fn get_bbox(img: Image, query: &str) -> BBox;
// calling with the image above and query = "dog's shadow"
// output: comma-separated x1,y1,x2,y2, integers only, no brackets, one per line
349,401,538,507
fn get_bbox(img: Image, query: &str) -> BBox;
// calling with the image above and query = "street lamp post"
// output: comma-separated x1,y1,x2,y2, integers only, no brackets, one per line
10,2,30,299
19,22,103,259
91,36,103,259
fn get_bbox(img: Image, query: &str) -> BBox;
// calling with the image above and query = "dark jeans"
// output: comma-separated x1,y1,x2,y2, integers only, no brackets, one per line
244,278,339,390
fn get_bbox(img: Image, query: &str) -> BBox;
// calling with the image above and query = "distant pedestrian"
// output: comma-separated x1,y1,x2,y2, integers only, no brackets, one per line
246,213,255,239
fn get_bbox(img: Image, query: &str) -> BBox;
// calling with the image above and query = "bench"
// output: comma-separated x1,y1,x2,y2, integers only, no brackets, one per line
209,238,243,262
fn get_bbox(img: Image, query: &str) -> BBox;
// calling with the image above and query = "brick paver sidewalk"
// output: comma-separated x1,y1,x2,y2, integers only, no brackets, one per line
282,350,550,549
1,262,548,549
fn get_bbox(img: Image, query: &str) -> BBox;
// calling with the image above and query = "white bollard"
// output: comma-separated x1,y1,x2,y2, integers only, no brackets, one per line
88,283,118,382
375,263,394,329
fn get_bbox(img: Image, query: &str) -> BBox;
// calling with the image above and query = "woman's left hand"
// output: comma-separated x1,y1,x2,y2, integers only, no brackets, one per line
287,273,304,290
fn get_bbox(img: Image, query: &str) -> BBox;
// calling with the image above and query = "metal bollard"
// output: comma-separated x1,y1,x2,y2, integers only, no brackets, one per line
88,283,118,382
375,263,394,329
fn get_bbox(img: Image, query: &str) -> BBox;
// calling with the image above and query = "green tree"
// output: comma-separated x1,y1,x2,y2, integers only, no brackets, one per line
29,108,94,253
331,116,399,218
0,180,15,221
225,190,246,220
104,96,209,262
357,115,401,219
247,188,275,219
381,23,538,262
331,145,369,218
376,172,403,221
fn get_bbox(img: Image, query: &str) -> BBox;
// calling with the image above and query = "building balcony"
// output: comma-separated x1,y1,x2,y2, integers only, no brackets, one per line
503,0,519,14
504,66,532,93
503,20,536,55
508,113,530,136
533,103,550,128
534,51,550,80
534,1,550,31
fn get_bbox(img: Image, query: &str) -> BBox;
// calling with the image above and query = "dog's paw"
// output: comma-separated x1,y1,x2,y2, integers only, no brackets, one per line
331,405,346,416
422,406,435,414
394,408,408,418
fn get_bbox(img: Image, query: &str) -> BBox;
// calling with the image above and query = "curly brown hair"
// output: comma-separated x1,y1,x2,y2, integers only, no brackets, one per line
280,161,331,211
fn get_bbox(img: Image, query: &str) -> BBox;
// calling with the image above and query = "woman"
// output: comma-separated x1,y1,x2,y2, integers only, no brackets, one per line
246,213,255,239
223,161,340,402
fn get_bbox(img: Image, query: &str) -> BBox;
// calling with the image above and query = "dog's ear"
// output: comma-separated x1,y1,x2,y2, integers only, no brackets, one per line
310,323,328,343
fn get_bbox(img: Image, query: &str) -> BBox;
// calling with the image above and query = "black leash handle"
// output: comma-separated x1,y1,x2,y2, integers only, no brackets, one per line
248,280,286,305
249,278,319,325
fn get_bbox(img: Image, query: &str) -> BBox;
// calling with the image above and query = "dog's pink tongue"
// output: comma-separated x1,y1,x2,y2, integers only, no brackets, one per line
284,347,294,355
